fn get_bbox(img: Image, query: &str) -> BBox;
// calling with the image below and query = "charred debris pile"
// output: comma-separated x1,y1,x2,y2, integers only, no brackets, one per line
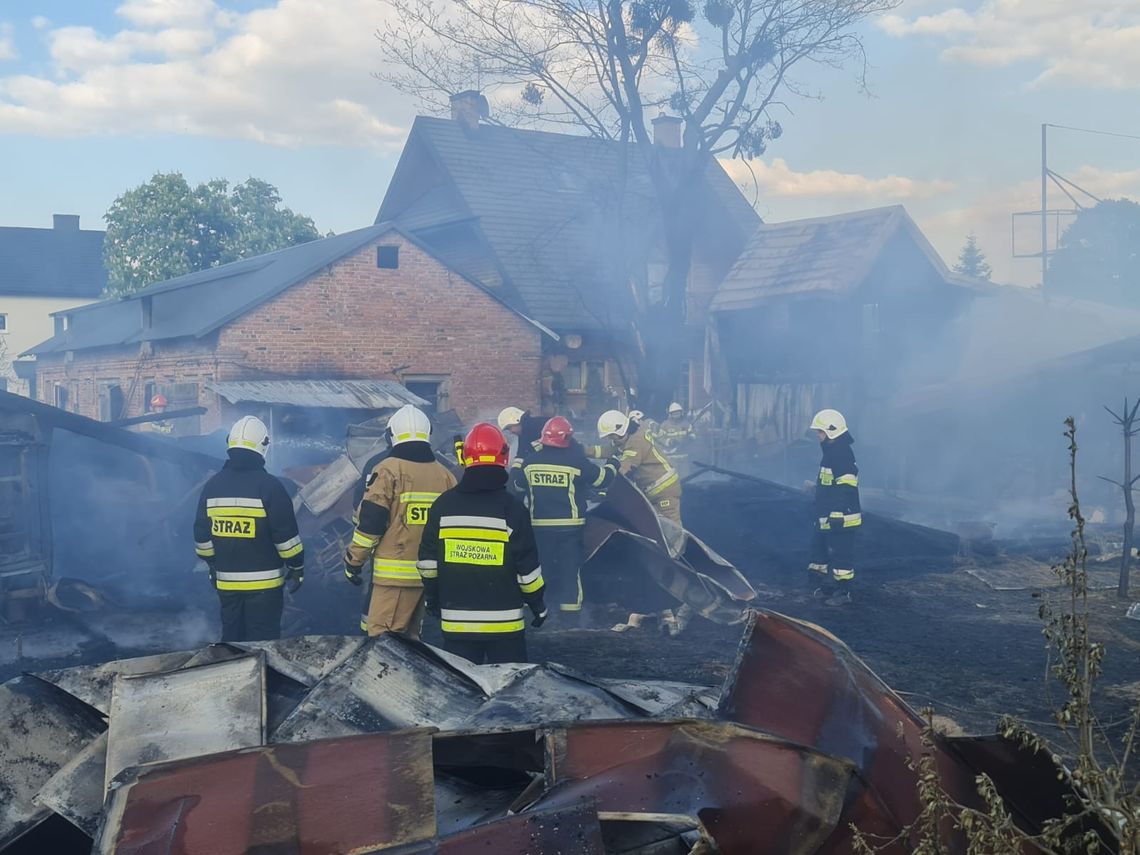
0,614,1099,855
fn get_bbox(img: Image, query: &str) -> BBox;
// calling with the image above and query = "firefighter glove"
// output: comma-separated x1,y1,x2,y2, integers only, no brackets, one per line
286,567,304,594
605,455,622,472
345,562,364,586
530,608,548,629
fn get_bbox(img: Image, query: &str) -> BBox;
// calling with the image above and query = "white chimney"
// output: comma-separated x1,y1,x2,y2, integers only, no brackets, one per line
651,113,683,149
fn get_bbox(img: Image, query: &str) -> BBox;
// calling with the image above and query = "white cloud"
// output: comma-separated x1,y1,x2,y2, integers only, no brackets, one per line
721,157,954,202
0,1,410,149
31,17,51,31
880,0,1140,89
0,23,17,62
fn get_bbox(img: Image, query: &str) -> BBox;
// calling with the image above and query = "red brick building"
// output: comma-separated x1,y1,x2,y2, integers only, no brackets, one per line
25,224,545,432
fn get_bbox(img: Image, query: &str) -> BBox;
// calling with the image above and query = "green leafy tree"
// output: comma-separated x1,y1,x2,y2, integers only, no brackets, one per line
103,173,320,297
953,232,992,280
1048,198,1140,306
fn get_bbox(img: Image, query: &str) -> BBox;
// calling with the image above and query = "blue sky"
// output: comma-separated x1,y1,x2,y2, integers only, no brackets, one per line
1,0,1138,286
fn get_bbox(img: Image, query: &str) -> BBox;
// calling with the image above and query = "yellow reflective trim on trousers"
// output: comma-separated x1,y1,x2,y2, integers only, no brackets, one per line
216,578,285,591
835,474,858,487
207,507,267,518
352,530,378,548
277,543,303,559
438,527,510,542
519,576,544,594
646,471,678,496
532,518,586,527
441,620,526,634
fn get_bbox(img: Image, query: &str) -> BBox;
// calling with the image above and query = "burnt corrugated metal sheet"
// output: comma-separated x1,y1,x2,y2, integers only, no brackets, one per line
95,731,437,855
206,378,428,410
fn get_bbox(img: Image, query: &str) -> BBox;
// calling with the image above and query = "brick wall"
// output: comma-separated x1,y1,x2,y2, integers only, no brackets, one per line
33,232,543,429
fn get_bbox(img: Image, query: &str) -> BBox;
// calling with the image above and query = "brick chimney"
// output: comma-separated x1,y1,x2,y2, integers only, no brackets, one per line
53,214,80,231
651,113,683,149
449,90,489,131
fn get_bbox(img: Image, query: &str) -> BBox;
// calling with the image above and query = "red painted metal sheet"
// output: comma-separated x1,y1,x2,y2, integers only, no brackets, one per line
96,731,436,855
384,803,605,854
530,719,856,854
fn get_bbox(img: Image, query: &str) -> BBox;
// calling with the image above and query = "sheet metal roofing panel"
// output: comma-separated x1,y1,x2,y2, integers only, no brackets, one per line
33,732,108,838
95,732,437,855
205,378,428,409
0,224,106,298
26,225,390,355
103,653,266,792
0,675,106,849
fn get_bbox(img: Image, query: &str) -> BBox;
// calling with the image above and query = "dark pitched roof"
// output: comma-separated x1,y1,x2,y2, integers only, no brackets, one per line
26,223,547,358
377,116,761,331
0,218,106,298
711,205,993,313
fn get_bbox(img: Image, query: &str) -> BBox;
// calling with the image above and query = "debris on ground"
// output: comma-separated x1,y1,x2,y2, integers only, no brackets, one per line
0,612,1102,854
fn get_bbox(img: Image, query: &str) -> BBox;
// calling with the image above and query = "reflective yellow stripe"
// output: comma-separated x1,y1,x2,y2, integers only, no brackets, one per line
400,492,441,503
843,513,862,528
532,518,586,527
207,507,268,518
439,527,510,542
278,543,303,558
352,531,378,548
819,467,834,486
195,546,216,557
836,474,858,487
519,576,544,594
441,620,526,634
373,558,421,580
832,568,855,580
419,567,438,579
646,471,678,496
216,577,285,591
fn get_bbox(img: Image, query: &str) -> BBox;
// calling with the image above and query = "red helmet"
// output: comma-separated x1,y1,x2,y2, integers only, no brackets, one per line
462,422,509,467
150,394,168,408
541,416,573,448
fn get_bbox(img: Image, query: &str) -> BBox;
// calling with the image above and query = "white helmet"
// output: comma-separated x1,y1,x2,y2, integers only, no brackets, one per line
497,406,525,431
387,404,432,446
668,402,683,415
228,415,270,458
597,409,630,439
810,409,848,440
628,410,645,423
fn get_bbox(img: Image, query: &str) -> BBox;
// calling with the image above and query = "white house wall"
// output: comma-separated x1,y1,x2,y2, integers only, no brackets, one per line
0,296,96,395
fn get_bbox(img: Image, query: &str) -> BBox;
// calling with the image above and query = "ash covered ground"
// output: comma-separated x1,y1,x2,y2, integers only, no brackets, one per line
5,477,1139,746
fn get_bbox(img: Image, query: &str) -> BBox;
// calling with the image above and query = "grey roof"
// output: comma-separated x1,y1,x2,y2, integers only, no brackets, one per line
0,220,106,298
711,205,992,312
206,379,429,410
25,222,550,357
378,116,761,331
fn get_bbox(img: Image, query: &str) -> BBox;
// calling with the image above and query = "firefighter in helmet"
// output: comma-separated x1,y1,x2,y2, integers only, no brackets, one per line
656,402,695,477
515,416,618,622
418,423,546,664
497,406,547,474
597,409,682,527
141,393,174,434
193,416,304,641
344,405,457,638
807,408,861,605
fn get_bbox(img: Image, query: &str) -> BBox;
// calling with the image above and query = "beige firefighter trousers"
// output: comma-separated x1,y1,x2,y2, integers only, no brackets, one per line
366,584,426,639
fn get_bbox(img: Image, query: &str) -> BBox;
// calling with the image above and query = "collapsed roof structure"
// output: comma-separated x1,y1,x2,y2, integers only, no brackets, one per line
0,612,1098,854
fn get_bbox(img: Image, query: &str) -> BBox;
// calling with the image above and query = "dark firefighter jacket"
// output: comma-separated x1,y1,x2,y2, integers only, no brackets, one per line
346,441,457,586
514,441,616,527
194,449,304,591
815,432,862,531
417,466,545,637
509,414,549,474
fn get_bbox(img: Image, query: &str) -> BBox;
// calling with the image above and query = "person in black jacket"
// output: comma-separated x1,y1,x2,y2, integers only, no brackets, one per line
515,416,617,621
807,409,861,605
194,416,304,641
418,422,546,664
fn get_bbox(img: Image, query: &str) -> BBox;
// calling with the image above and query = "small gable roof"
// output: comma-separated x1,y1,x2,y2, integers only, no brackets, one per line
0,220,106,299
711,205,992,313
26,223,548,358
378,116,761,331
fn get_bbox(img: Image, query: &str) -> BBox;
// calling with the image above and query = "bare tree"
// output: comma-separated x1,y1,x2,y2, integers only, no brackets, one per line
1100,398,1140,599
377,0,901,407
